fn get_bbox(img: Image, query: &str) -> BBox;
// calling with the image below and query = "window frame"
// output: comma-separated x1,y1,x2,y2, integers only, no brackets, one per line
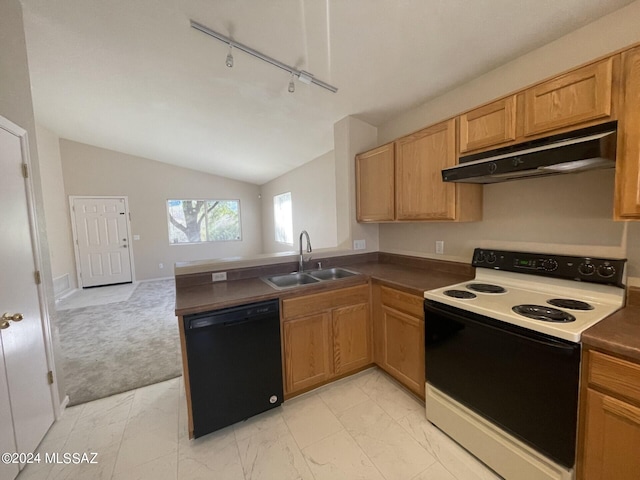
166,198,243,245
273,191,293,245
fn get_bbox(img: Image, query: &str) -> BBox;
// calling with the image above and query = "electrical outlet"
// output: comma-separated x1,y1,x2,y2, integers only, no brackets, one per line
159,263,164,269
353,239,366,250
211,272,227,282
435,241,444,255
133,235,140,240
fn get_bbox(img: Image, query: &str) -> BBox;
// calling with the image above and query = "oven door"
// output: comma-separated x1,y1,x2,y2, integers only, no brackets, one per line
424,299,581,468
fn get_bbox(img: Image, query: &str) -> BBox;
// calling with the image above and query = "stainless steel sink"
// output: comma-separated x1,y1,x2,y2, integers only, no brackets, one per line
308,268,358,281
262,273,320,290
261,268,359,290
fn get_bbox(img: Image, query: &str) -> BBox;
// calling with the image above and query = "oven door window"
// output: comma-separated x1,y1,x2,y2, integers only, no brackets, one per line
425,300,581,468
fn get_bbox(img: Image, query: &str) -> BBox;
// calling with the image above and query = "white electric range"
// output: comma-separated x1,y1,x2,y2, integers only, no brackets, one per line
423,248,626,480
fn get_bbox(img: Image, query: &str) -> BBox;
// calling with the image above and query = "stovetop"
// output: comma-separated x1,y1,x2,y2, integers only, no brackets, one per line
424,249,627,342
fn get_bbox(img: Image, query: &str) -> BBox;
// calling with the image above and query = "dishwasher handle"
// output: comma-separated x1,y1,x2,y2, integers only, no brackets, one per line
185,300,279,330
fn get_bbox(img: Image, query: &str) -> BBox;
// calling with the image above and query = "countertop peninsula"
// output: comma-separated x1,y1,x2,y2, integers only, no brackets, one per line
174,252,474,316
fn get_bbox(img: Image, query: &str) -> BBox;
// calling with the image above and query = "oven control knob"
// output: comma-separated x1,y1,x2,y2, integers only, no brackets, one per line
475,251,485,263
578,262,595,276
486,252,497,264
542,259,558,271
597,264,616,278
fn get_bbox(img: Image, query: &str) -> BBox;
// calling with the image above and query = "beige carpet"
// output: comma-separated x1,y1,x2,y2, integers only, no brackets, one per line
56,279,181,406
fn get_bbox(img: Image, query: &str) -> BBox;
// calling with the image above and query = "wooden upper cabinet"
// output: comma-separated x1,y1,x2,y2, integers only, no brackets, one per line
356,143,395,222
395,119,457,220
524,58,614,137
615,46,640,219
459,96,517,153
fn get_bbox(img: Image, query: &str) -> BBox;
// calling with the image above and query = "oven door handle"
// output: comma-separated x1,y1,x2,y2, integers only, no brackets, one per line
425,301,579,352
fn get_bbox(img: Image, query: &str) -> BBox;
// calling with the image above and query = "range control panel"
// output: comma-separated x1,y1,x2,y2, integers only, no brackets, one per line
472,248,626,287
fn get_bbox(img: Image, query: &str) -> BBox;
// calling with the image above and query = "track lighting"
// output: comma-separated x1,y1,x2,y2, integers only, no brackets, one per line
191,19,338,94
225,45,233,68
288,73,295,93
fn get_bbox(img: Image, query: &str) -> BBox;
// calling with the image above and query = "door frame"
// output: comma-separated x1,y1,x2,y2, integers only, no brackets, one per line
0,115,60,417
69,195,136,288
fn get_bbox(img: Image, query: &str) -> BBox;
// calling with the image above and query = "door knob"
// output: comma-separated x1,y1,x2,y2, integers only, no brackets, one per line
0,320,9,330
2,313,24,322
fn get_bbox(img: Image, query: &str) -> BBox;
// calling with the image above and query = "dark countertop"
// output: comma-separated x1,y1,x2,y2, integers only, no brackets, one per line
175,260,473,317
582,305,640,363
347,262,472,296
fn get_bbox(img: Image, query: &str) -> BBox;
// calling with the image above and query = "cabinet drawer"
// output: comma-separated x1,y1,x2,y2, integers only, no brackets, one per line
588,351,640,404
381,286,423,319
459,96,517,153
524,57,614,136
282,285,369,320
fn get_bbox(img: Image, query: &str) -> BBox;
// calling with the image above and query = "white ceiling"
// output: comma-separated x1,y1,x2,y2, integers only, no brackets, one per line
20,0,635,185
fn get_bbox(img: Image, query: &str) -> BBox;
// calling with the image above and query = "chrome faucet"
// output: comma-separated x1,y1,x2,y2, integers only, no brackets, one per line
298,230,312,272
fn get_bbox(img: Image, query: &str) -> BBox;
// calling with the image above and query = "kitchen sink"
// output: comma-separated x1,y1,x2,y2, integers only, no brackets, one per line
262,273,320,289
307,268,358,281
261,268,359,290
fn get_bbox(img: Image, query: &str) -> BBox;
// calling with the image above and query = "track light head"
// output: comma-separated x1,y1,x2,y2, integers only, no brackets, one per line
288,74,295,93
225,45,233,68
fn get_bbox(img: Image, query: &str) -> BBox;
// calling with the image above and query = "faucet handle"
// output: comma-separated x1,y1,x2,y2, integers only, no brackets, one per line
317,261,322,270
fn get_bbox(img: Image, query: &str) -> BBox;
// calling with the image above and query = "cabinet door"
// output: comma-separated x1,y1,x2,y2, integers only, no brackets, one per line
356,143,395,222
524,58,614,136
459,96,517,153
332,303,371,375
381,305,425,397
615,46,640,219
395,119,456,220
581,389,640,480
283,313,332,394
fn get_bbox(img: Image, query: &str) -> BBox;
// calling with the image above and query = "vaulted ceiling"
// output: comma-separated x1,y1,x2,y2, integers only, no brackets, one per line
20,0,635,184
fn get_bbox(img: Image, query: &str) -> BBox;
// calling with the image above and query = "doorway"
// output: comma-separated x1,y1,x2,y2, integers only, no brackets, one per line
70,196,134,288
0,116,56,480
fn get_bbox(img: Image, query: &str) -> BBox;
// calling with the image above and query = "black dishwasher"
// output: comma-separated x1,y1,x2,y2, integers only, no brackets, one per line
183,299,283,438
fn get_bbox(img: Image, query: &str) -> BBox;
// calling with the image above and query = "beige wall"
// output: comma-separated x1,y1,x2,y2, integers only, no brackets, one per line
0,0,65,405
375,0,640,285
36,124,77,297
59,140,263,280
261,151,338,254
334,116,380,251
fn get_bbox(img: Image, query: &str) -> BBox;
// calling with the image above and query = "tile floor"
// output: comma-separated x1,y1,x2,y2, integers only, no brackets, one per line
17,368,501,480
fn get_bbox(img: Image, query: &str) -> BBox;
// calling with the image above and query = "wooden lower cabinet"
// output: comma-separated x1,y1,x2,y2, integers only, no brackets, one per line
282,285,371,397
578,350,640,479
581,389,640,479
283,313,332,393
372,283,425,398
333,303,370,375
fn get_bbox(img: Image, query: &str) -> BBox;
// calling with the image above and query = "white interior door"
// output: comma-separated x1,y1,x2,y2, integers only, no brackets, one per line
72,197,133,287
0,342,18,480
0,121,55,479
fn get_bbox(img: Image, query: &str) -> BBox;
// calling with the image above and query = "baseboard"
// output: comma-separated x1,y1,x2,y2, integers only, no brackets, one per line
58,395,70,417
53,274,75,301
136,276,175,283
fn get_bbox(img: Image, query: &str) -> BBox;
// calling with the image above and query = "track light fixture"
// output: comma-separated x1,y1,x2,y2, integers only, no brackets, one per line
190,20,338,94
225,45,233,68
288,73,295,93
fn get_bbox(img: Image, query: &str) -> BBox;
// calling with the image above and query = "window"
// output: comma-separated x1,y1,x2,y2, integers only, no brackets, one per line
167,199,241,244
273,192,293,245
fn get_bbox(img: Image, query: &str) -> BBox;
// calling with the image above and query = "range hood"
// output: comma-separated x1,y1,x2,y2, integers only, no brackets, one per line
442,122,617,184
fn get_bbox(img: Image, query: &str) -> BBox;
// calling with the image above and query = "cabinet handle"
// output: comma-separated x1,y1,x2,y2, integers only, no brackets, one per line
603,394,640,426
